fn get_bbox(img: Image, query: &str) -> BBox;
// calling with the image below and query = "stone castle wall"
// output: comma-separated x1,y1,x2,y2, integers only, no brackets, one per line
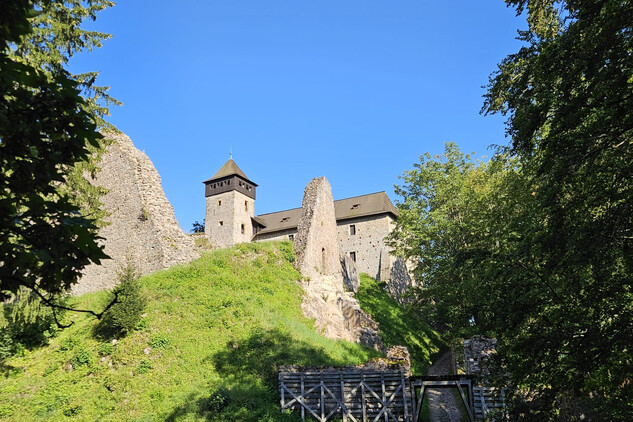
336,214,396,281
254,229,295,242
75,132,199,295
253,214,396,280
205,190,254,248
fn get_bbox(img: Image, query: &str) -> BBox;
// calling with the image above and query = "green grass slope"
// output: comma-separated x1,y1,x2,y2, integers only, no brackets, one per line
356,274,444,374
0,242,441,421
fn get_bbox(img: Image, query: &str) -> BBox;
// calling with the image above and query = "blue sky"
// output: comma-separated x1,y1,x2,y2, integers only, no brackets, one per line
69,1,527,231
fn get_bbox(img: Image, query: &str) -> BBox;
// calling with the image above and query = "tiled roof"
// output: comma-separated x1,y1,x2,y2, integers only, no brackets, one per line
253,191,398,237
203,159,255,184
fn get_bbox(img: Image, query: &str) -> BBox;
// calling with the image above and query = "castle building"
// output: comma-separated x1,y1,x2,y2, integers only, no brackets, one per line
204,158,398,281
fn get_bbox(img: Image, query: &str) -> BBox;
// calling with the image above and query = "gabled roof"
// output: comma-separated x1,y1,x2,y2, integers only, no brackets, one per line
203,158,256,185
253,191,398,237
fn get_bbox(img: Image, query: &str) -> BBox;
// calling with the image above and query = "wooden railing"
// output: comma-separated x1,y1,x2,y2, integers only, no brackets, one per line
279,368,411,422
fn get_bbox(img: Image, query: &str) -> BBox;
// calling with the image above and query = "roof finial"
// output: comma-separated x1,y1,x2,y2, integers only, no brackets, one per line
229,146,232,160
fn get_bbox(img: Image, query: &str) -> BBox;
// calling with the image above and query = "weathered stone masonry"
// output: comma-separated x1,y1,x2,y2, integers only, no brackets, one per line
76,132,199,295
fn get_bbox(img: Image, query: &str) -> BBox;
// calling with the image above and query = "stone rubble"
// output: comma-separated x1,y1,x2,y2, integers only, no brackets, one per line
463,336,497,380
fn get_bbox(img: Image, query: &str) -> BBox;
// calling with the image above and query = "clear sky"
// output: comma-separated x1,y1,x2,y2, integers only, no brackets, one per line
69,1,527,232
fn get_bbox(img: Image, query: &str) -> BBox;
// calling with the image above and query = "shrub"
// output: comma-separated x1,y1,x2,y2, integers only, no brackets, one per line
95,261,146,338
0,288,62,362
137,359,153,374
0,329,12,364
72,347,93,367
148,333,170,349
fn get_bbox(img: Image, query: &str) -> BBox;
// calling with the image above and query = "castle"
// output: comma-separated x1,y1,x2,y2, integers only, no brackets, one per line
203,158,399,281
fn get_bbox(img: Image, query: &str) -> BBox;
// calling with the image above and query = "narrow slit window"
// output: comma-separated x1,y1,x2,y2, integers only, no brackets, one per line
245,201,248,211
349,224,356,235
288,234,294,241
218,221,223,227
350,251,356,262
241,224,245,234
218,200,222,206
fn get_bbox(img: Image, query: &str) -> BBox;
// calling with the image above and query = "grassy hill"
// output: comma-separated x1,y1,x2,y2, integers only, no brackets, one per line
0,241,441,421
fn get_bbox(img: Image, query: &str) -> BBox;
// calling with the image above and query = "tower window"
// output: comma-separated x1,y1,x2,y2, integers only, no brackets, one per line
350,252,356,262
245,201,248,211
218,221,223,227
241,224,245,234
351,203,360,210
289,234,294,241
349,224,356,235
218,200,222,206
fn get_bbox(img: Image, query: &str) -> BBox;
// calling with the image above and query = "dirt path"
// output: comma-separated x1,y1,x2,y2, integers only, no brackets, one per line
426,351,463,422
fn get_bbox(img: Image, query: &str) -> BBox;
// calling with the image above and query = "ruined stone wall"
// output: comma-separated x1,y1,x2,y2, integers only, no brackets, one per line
205,190,254,248
74,132,199,295
293,177,340,278
336,214,395,280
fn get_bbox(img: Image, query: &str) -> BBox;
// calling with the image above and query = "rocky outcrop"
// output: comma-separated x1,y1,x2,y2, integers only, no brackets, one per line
294,177,383,351
384,257,413,304
293,177,340,278
74,132,199,294
340,254,359,293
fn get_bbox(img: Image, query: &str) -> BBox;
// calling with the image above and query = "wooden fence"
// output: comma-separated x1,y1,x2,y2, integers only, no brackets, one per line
473,386,506,421
279,368,411,422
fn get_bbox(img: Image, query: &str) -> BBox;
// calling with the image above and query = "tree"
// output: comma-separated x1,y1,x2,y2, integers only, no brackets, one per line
481,0,633,419
0,1,115,322
10,0,120,225
191,220,205,233
388,144,535,335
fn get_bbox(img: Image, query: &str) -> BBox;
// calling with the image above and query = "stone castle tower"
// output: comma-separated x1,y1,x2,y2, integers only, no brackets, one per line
203,158,257,248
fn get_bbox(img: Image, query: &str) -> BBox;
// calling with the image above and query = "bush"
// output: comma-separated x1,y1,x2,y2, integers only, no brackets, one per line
0,288,62,362
95,262,146,338
0,329,12,364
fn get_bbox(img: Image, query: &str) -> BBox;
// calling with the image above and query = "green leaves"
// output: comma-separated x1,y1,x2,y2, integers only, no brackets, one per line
479,0,633,418
1,1,112,302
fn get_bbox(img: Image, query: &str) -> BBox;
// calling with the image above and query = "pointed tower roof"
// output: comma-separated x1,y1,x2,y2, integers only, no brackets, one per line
203,158,257,185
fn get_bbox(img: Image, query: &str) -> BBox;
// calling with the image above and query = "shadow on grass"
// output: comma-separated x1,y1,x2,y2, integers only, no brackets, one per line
165,328,355,422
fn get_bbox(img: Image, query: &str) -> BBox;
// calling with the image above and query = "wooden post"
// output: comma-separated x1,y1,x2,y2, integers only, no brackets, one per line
340,372,347,422
401,372,410,422
301,373,305,421
457,382,475,422
320,374,325,422
361,372,367,422
381,372,388,422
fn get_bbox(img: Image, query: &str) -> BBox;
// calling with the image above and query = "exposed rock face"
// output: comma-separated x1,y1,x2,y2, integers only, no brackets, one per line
300,275,384,351
384,257,413,304
340,254,359,293
293,177,340,278
74,132,199,294
294,177,383,351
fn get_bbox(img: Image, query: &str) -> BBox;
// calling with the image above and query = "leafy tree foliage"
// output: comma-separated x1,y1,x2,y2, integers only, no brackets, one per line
483,0,633,419
0,1,114,312
10,0,120,225
191,220,205,233
391,1,633,419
